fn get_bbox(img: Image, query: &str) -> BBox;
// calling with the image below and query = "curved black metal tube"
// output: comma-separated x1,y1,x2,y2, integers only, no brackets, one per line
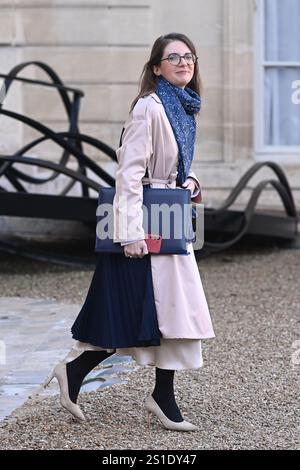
211,161,297,218
6,132,117,186
0,61,81,114
0,62,118,264
0,72,84,96
0,62,88,194
204,178,298,250
0,155,102,192
0,109,116,189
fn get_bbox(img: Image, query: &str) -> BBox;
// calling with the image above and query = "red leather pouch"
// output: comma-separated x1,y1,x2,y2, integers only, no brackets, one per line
145,234,162,254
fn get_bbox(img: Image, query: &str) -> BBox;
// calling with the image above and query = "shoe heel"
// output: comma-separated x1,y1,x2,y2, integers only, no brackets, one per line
145,395,198,432
43,371,55,388
42,361,86,422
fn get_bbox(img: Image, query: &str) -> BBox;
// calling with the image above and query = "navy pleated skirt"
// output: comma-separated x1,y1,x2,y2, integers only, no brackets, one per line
71,253,161,349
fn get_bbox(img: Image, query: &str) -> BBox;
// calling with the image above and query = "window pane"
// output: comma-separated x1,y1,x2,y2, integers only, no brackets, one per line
265,0,300,61
264,67,300,145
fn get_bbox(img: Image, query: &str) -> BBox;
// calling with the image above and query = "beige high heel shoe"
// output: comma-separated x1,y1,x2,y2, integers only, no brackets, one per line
43,361,86,423
145,395,198,432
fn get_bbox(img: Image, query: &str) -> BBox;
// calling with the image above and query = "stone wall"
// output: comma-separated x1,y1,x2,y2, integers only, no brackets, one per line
0,0,299,209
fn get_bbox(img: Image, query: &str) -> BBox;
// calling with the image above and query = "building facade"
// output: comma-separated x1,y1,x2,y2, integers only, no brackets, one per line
0,0,299,209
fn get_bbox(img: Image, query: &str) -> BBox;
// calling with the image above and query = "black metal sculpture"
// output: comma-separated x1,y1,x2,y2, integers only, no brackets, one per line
0,62,298,265
203,161,298,250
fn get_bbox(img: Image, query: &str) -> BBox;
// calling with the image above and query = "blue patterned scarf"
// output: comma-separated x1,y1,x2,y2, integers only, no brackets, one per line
156,77,201,185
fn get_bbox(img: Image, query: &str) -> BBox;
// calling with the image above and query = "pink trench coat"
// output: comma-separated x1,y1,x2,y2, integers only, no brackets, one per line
113,93,215,342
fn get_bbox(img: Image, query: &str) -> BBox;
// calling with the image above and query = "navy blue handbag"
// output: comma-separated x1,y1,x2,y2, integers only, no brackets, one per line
95,186,195,255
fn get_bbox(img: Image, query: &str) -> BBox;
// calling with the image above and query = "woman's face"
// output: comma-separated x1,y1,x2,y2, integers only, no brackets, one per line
153,40,195,89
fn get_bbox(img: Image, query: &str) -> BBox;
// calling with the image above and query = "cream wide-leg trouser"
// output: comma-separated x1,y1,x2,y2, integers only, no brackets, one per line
70,339,203,371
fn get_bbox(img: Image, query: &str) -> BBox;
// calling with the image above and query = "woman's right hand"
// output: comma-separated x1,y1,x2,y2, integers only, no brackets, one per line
124,240,149,259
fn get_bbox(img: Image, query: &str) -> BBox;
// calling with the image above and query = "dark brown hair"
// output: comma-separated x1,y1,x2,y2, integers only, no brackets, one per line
130,32,202,112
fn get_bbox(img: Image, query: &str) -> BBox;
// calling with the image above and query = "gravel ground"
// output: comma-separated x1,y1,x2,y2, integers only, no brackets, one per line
0,243,299,450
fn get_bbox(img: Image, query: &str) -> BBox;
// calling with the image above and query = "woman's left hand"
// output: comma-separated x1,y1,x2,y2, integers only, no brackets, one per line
181,179,196,195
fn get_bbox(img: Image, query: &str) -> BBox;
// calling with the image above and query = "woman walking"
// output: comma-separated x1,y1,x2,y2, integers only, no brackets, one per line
45,32,215,431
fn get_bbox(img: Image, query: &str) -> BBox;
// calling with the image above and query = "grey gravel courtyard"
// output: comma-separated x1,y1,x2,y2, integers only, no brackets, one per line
0,244,299,450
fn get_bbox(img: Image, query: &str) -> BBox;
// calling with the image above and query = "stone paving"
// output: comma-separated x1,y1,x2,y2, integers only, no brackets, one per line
0,297,133,421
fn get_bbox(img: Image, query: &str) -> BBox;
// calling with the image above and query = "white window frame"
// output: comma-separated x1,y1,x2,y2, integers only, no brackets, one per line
254,0,300,163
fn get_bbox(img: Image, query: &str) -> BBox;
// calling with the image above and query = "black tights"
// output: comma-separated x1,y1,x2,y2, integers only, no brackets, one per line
67,354,183,423
152,368,183,423
67,350,114,403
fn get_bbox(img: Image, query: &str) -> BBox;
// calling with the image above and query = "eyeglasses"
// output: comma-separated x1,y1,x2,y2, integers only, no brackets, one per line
160,53,197,66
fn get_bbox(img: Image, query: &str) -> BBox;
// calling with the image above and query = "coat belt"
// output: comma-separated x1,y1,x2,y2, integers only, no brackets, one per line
142,171,178,188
